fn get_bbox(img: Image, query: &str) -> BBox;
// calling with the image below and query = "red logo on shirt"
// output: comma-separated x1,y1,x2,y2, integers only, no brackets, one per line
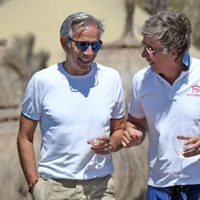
187,84,200,96
192,84,200,93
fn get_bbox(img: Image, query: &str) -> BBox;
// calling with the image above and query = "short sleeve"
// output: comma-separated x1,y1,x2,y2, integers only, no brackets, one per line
21,73,43,120
128,76,145,118
111,72,125,119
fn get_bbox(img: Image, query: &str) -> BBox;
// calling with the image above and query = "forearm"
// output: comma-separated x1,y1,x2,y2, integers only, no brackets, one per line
110,117,126,152
110,129,124,152
17,137,39,186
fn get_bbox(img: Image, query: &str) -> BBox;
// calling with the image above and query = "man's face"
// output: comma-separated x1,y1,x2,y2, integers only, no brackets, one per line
141,36,175,75
65,23,101,75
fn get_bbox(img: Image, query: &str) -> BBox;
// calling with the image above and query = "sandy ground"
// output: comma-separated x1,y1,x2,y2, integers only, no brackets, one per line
1,2,199,199
0,0,154,65
1,0,199,66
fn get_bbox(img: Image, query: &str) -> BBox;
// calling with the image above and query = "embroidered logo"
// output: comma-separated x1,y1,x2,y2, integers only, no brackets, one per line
187,84,200,96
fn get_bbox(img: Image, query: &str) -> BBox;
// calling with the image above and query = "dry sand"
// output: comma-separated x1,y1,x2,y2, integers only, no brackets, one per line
0,0,199,65
0,0,152,65
1,2,199,199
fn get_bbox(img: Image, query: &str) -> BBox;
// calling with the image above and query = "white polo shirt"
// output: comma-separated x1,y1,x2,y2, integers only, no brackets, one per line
22,62,125,180
129,57,200,187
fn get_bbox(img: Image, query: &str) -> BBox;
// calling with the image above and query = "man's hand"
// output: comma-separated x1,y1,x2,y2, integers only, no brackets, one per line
122,128,144,148
179,135,200,157
88,136,112,154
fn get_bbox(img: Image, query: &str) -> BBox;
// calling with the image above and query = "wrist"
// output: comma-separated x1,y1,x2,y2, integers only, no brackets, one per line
28,179,39,193
110,137,122,152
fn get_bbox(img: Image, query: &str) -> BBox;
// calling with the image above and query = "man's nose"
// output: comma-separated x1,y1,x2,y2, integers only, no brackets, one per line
84,45,95,56
141,48,147,58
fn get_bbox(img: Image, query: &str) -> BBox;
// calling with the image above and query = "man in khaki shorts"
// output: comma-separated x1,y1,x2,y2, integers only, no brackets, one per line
17,12,125,200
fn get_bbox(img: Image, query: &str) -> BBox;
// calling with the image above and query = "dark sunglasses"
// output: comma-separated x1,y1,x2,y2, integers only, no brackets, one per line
70,38,103,52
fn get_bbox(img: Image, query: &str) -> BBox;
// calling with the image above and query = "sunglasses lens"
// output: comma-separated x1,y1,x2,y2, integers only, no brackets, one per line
92,41,102,51
77,42,90,51
72,38,102,52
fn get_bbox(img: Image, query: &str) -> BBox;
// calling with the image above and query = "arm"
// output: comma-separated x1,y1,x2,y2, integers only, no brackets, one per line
110,117,125,152
17,114,39,192
122,113,147,148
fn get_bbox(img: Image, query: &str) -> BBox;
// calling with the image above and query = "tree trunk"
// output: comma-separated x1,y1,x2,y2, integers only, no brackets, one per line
104,0,140,48
147,0,169,15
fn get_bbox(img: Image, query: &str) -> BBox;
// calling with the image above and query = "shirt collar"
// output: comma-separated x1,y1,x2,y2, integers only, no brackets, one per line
182,51,192,68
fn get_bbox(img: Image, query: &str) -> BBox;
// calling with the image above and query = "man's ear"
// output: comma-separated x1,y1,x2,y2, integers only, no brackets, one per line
170,48,178,61
60,37,70,51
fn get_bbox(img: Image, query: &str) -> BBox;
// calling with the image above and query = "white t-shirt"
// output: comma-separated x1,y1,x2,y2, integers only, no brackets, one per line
129,57,200,187
22,62,125,180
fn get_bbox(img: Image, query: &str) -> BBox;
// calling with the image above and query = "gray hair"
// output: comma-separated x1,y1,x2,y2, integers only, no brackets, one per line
60,12,105,39
141,10,192,56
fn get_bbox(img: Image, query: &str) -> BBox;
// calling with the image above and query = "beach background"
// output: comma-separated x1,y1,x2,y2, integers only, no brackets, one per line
1,0,199,66
0,0,144,65
0,1,200,200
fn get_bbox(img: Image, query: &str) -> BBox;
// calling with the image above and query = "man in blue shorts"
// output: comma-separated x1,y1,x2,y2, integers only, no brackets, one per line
122,10,200,200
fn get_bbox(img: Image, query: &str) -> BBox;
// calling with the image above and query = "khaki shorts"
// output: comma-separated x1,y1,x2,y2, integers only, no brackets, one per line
32,174,116,200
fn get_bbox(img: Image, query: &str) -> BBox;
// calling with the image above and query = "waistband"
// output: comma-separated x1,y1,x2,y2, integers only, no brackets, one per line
149,184,200,199
48,174,111,188
170,184,200,199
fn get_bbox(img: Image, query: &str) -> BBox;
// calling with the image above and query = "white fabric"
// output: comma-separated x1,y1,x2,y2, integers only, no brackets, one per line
129,57,200,187
22,62,125,180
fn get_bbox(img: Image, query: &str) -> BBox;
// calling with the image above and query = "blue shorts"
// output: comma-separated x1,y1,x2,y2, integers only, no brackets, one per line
146,184,200,200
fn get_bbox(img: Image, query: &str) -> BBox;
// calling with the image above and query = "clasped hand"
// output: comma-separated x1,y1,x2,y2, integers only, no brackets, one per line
122,128,143,148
